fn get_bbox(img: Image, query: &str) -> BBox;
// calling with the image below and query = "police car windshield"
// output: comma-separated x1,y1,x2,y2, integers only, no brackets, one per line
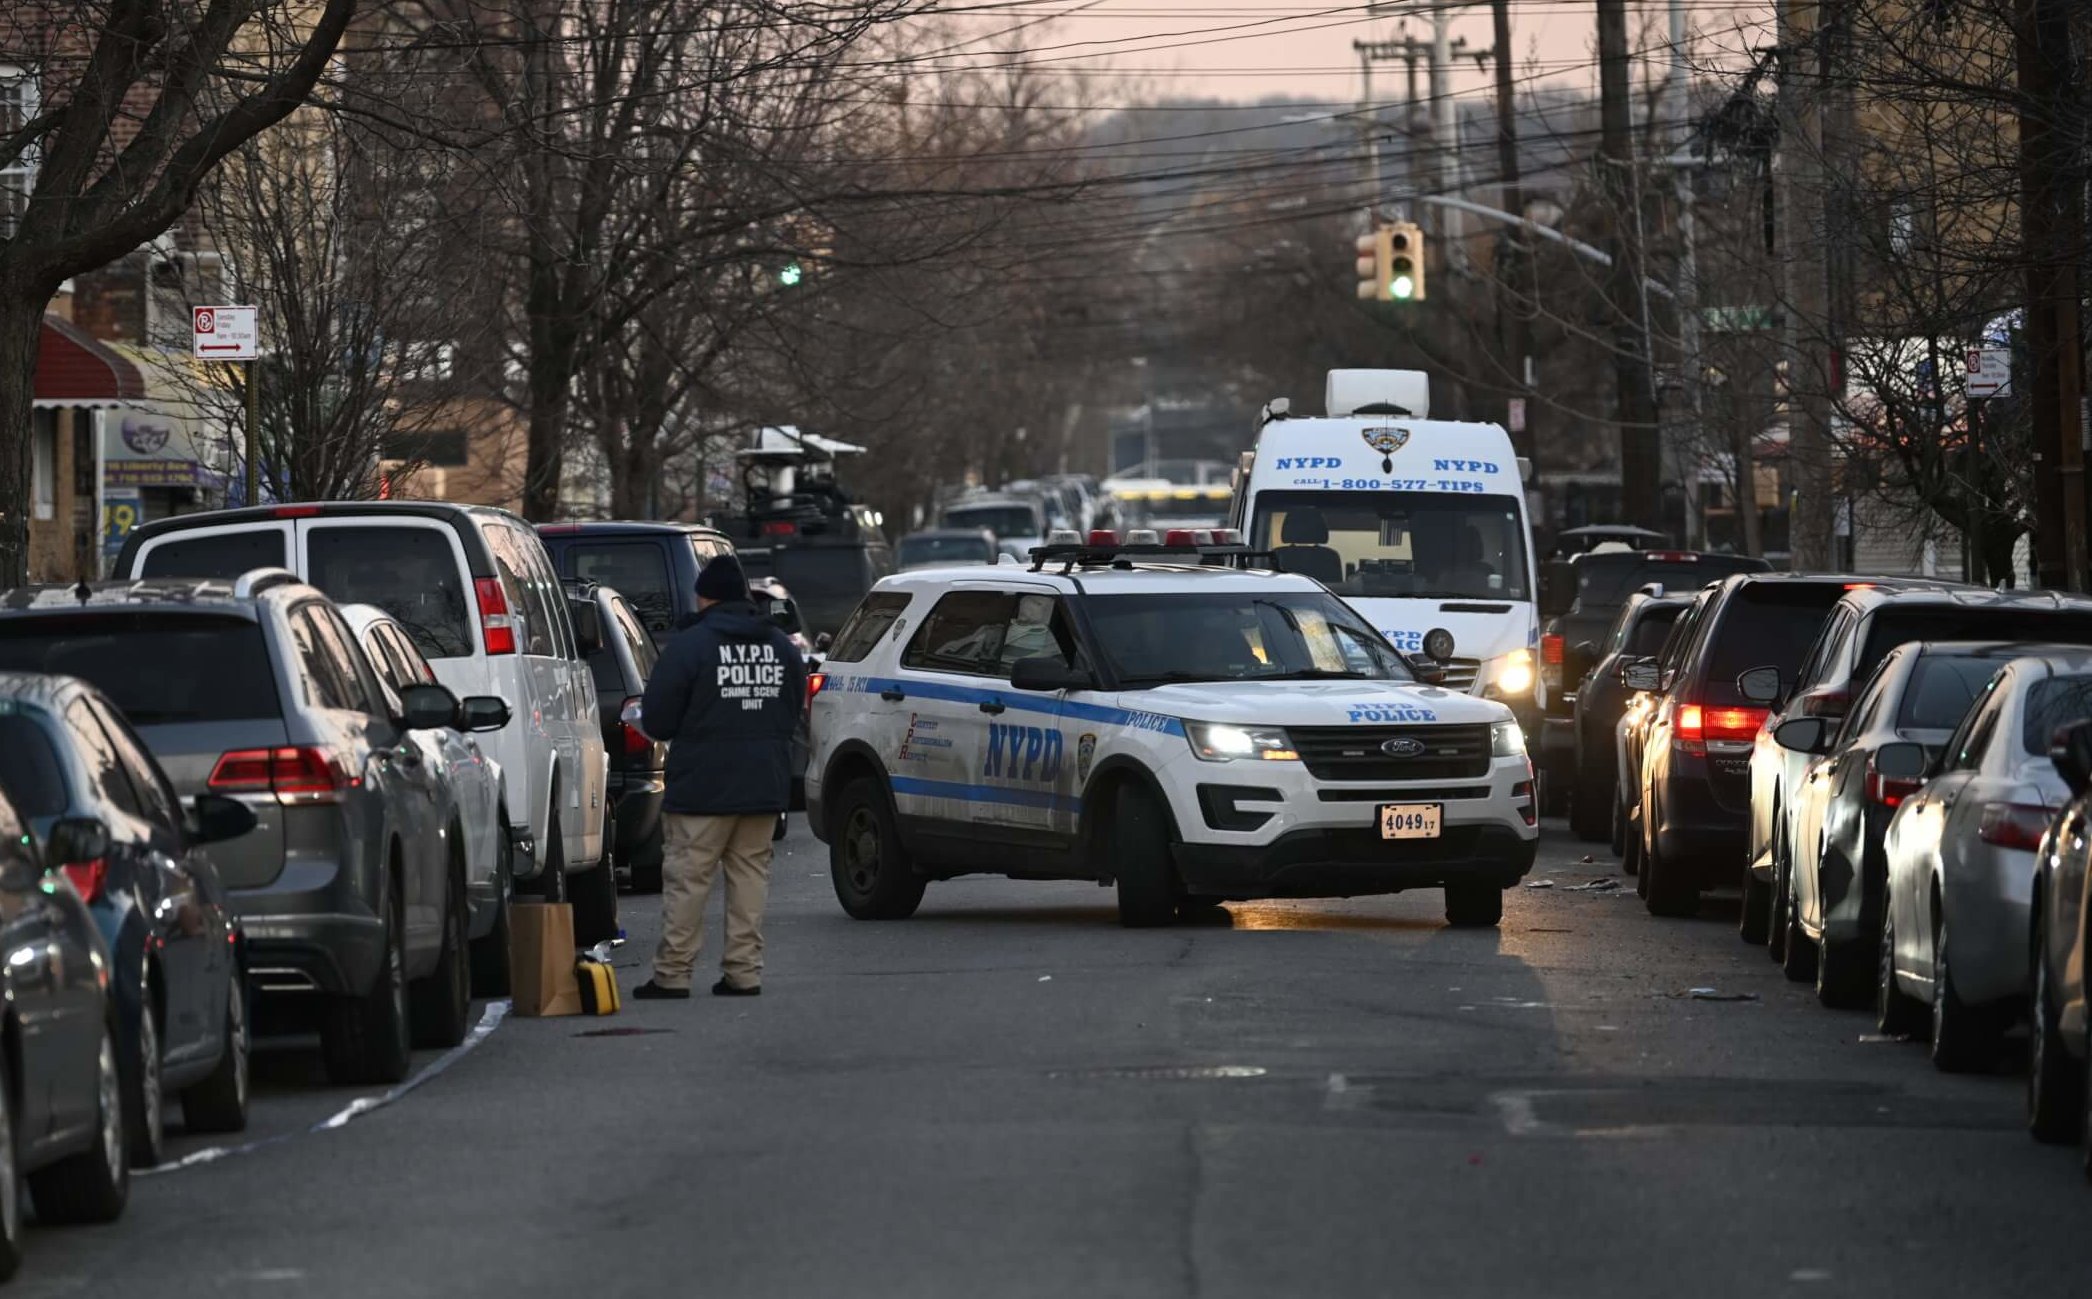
1087,592,1411,686
1248,491,1530,601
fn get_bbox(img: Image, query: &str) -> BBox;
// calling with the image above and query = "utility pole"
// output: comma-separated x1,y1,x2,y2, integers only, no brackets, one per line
1489,0,1534,463
2017,0,2088,590
1598,0,1661,528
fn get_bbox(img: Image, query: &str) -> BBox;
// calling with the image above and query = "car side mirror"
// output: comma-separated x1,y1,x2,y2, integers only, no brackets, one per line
1402,652,1447,686
2050,721,2092,796
47,816,110,868
1772,716,1833,755
814,631,834,653
1873,740,1929,782
1621,659,1661,692
1737,665,1782,705
567,598,603,656
458,695,511,733
1009,656,1095,692
187,794,258,845
399,682,461,731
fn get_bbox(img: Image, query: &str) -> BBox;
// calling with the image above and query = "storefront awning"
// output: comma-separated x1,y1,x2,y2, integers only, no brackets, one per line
34,315,145,407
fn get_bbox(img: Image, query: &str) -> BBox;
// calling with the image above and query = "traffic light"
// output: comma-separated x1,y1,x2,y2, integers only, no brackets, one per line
1388,221,1425,300
1355,226,1393,301
778,261,805,287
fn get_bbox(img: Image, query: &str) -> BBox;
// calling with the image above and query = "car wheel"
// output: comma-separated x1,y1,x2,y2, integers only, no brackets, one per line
1642,831,1697,918
1739,862,1771,946
1778,867,1816,983
1876,901,1926,1038
1112,785,1181,928
322,880,412,1086
470,815,514,998
2081,1033,2092,1180
1929,916,1999,1074
2028,929,2084,1143
181,970,250,1135
120,965,163,1169
0,1041,20,1282
1610,793,1627,860
569,853,621,951
1815,931,1873,1009
626,816,664,895
1444,883,1504,928
1570,765,1611,842
28,1019,129,1225
830,777,926,920
527,812,566,903
1627,820,1647,894
411,856,473,1049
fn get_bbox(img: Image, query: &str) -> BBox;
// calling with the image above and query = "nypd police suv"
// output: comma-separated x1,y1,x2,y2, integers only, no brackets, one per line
806,533,1539,928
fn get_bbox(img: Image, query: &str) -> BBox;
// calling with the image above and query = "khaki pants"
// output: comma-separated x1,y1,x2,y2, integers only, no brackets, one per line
653,813,776,991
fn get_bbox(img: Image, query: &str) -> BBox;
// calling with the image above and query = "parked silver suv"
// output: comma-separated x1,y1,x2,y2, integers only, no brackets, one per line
0,571,502,1084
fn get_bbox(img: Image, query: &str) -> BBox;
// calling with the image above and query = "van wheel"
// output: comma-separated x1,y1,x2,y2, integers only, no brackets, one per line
570,806,620,948
471,815,514,997
1113,786,1181,928
29,1019,128,1225
1444,884,1504,928
411,854,472,1049
322,882,412,1085
528,812,566,903
830,778,925,920
182,972,250,1135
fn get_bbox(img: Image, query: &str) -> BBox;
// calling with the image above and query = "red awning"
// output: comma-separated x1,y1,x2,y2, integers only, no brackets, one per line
35,314,145,404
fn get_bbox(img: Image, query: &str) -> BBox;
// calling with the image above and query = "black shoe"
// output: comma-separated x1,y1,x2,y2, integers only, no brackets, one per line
712,979,761,997
632,980,691,1000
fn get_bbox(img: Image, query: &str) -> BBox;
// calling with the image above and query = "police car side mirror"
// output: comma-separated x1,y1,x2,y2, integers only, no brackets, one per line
1010,657,1093,692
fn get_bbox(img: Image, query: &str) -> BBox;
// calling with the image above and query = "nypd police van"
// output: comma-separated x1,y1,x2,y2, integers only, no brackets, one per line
805,536,1538,928
1228,370,1541,733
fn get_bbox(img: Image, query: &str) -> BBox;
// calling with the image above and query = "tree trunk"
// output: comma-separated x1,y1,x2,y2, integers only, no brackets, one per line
0,292,49,588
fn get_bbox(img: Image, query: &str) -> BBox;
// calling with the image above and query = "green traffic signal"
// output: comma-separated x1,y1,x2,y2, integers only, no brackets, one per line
1391,273,1415,300
779,262,804,287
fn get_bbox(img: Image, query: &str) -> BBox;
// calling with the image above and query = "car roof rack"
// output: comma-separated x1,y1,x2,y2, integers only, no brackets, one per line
232,567,302,599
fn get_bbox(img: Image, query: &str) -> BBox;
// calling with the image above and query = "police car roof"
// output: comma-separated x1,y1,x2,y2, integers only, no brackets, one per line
875,560,1324,597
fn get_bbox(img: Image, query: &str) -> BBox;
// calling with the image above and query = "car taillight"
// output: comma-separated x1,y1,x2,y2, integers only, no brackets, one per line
1540,634,1564,689
759,520,798,537
1864,752,1925,809
618,697,652,755
1675,702,1768,756
807,672,827,701
210,746,347,805
475,578,516,655
60,859,108,905
1977,801,2050,850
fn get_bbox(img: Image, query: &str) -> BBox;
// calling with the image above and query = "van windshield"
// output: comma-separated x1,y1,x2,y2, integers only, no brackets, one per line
1247,490,1530,601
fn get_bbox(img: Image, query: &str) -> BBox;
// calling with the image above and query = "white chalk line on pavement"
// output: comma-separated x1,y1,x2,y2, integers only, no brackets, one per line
141,999,510,1177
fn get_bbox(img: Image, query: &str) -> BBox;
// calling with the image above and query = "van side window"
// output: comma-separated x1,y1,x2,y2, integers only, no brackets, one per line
138,528,288,579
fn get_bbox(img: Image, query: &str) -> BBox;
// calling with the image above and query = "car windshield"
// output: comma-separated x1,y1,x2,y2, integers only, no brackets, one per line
1084,591,1412,685
941,505,1038,539
1246,490,1530,600
898,535,995,567
306,526,473,658
0,614,281,723
2022,673,2092,753
1571,554,1765,610
1702,583,1849,707
1899,655,2006,731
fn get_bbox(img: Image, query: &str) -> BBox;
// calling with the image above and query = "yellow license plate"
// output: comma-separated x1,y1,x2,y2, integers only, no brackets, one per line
1378,803,1442,840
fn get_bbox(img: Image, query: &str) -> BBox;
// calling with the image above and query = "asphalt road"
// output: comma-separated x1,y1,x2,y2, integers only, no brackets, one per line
13,818,2088,1298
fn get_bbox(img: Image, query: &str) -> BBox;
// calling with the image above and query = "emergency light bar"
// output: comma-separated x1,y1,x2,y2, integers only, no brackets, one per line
1028,528,1262,572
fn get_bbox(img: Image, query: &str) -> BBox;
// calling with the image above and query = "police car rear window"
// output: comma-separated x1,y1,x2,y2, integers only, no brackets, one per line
825,592,910,663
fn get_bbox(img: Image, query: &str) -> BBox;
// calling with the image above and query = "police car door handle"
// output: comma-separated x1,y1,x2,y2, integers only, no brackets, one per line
979,700,1006,715
879,687,906,702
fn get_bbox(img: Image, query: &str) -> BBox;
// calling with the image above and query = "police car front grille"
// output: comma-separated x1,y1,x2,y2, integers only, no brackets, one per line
1439,657,1481,691
1288,725,1493,782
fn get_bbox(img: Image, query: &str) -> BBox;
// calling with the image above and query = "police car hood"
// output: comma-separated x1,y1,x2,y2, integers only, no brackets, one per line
1118,679,1511,727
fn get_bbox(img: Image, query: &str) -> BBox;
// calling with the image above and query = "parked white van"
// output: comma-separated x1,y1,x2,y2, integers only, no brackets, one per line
113,503,617,940
1228,369,1541,733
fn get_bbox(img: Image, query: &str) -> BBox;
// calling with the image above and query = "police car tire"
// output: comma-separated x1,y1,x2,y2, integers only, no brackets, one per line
830,778,925,920
1443,884,1503,928
1112,786,1181,929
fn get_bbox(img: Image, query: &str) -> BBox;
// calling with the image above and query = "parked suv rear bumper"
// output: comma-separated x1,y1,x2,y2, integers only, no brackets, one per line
230,858,384,997
1651,775,1745,887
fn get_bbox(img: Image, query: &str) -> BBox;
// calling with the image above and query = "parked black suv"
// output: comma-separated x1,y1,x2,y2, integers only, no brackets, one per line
1537,548,1768,812
539,521,737,646
565,580,667,892
1629,573,1933,916
1566,589,1689,840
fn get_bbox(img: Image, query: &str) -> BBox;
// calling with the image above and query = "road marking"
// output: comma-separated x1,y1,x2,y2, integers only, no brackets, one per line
142,1000,508,1177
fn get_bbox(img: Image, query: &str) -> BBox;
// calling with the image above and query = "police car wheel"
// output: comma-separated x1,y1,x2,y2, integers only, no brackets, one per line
1443,884,1503,928
830,778,926,920
1112,786,1181,929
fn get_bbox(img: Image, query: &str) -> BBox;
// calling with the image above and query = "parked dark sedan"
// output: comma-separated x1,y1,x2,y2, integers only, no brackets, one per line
0,674,256,1169
2030,719,2092,1167
1567,590,1687,841
566,581,667,892
0,777,134,1280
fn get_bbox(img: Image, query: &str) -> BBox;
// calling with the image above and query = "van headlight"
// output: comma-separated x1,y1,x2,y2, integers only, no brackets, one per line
1491,720,1527,757
1486,649,1535,697
1185,722,1299,762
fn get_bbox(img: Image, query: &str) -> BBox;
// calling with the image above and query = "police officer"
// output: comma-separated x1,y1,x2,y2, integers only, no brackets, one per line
632,553,806,999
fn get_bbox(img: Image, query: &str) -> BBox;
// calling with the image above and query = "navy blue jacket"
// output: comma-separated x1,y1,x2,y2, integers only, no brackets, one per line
640,601,807,815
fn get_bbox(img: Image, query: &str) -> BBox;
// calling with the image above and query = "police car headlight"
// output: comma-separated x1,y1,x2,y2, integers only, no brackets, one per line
1491,720,1527,757
1185,722,1299,762
1486,649,1535,697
